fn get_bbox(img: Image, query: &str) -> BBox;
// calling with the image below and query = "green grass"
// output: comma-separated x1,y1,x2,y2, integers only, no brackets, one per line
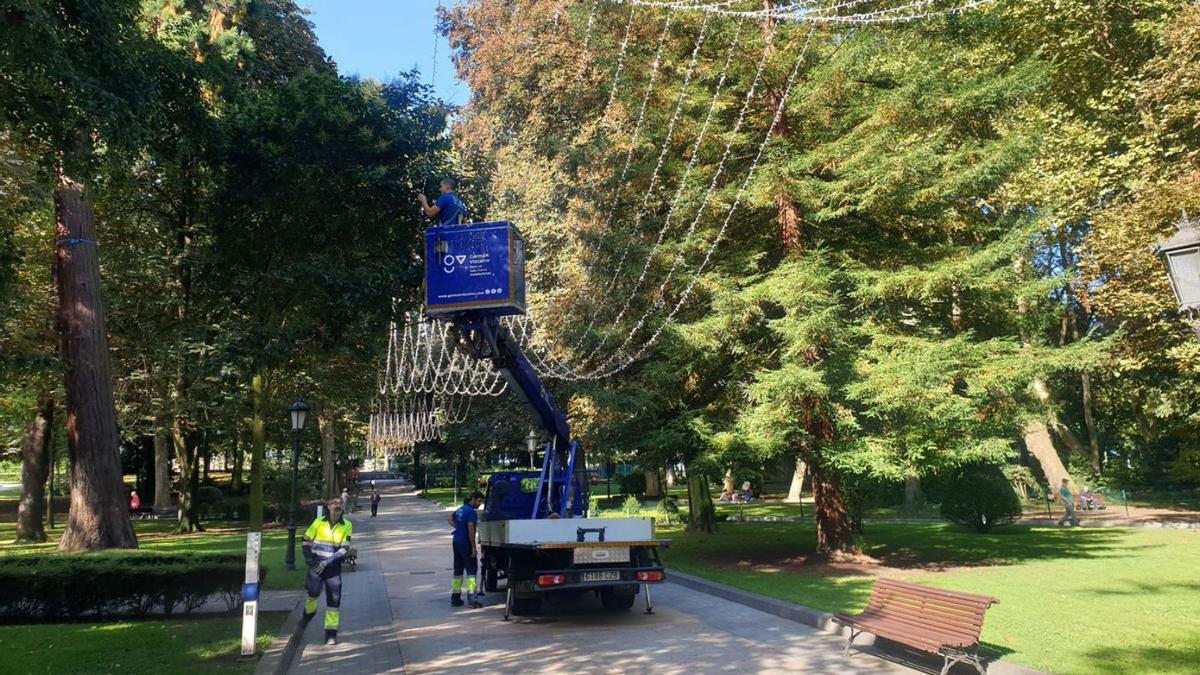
0,613,286,674
420,487,459,508
0,520,306,591
661,522,1200,674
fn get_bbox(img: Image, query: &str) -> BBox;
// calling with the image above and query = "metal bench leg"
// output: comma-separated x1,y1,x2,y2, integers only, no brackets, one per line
843,629,860,657
939,650,968,675
503,585,513,621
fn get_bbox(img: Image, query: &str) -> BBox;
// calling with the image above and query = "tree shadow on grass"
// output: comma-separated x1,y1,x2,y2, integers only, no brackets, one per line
669,522,1140,573
862,524,1140,570
1083,640,1200,675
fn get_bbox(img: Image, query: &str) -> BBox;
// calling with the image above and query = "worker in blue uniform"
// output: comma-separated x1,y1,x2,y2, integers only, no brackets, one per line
302,496,353,645
448,491,485,608
418,177,466,225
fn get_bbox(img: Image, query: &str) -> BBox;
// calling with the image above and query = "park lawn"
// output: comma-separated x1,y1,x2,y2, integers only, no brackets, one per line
0,520,306,591
420,487,459,508
0,613,286,674
660,522,1199,674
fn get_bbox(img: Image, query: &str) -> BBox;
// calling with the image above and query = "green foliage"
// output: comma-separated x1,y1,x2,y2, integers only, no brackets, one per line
938,463,1024,532
621,494,641,515
0,553,266,619
617,470,646,497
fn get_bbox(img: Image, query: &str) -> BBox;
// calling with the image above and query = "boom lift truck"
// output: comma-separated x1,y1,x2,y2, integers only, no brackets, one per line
424,221,667,618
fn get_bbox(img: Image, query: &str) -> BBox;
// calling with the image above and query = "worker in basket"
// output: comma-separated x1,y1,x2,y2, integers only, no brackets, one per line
302,496,353,645
418,177,466,226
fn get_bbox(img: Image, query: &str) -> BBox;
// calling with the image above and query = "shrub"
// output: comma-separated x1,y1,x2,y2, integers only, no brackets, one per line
655,497,680,524
939,463,1023,532
617,470,646,497
0,553,268,621
196,485,225,518
621,495,642,515
588,495,601,515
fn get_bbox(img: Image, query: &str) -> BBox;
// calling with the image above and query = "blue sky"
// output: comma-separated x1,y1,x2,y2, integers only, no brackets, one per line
300,0,467,105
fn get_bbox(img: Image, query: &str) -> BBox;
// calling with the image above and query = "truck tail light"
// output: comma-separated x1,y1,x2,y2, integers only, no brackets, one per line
636,571,663,582
537,574,567,586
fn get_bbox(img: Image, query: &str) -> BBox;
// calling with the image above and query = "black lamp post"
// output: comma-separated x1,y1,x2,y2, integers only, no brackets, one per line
285,398,309,571
1154,210,1200,341
526,429,539,469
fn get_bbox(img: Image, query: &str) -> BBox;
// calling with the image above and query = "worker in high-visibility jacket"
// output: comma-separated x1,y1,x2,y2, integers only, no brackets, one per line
302,496,353,645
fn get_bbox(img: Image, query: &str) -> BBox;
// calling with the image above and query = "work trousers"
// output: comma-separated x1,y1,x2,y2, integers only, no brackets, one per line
304,568,343,630
451,541,478,602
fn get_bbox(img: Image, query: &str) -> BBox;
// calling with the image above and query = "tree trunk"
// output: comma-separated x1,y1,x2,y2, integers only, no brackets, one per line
785,456,806,503
54,176,137,551
172,418,199,532
249,372,267,532
903,474,922,512
230,431,243,493
685,471,716,534
665,466,676,487
643,466,661,499
1080,372,1102,474
723,468,735,495
808,458,855,555
47,436,58,530
15,396,54,542
153,413,172,511
319,407,336,499
1023,420,1073,493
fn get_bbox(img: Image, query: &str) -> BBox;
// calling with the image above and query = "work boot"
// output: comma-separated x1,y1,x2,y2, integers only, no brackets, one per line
468,599,483,609
450,593,464,607
324,629,339,646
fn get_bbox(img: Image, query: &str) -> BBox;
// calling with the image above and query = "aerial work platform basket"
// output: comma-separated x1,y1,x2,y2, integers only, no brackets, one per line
424,221,526,318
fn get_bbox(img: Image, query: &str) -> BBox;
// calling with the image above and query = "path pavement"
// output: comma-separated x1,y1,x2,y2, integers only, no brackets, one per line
285,482,913,674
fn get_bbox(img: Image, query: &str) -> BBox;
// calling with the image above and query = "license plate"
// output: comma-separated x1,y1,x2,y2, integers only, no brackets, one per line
573,547,630,564
582,571,621,582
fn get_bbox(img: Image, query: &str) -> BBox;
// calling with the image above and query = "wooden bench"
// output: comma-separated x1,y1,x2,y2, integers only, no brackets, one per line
833,579,998,675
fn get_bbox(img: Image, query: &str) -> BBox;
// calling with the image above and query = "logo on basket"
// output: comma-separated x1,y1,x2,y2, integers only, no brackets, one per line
442,254,468,274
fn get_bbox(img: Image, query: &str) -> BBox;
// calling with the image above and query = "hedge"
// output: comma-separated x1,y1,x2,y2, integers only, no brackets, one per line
0,553,268,621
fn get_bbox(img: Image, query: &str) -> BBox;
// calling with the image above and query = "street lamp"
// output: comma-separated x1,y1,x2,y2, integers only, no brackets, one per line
1154,210,1200,341
526,430,539,469
285,398,309,571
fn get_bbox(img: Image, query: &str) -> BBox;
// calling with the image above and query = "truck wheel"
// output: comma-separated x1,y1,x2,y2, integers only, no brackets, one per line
483,565,498,593
511,596,542,616
600,589,636,611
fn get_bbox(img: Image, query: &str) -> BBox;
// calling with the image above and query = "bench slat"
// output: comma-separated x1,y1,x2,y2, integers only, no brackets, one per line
836,616,968,652
873,579,999,607
834,579,998,656
869,595,987,629
847,611,981,646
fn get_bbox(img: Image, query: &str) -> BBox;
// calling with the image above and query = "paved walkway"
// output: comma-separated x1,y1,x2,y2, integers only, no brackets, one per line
286,482,912,674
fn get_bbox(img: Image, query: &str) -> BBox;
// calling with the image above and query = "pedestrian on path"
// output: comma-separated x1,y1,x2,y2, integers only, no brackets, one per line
371,486,382,517
303,496,354,645
1057,478,1079,527
448,491,484,609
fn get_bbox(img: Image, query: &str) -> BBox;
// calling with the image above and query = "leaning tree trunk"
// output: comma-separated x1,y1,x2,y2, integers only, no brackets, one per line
1023,420,1073,493
15,396,54,542
685,471,717,534
785,456,806,503
808,458,855,555
319,407,336,499
54,176,137,551
153,412,172,511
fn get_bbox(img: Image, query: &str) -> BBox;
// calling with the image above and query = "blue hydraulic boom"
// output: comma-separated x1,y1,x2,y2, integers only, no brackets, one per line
422,221,587,519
